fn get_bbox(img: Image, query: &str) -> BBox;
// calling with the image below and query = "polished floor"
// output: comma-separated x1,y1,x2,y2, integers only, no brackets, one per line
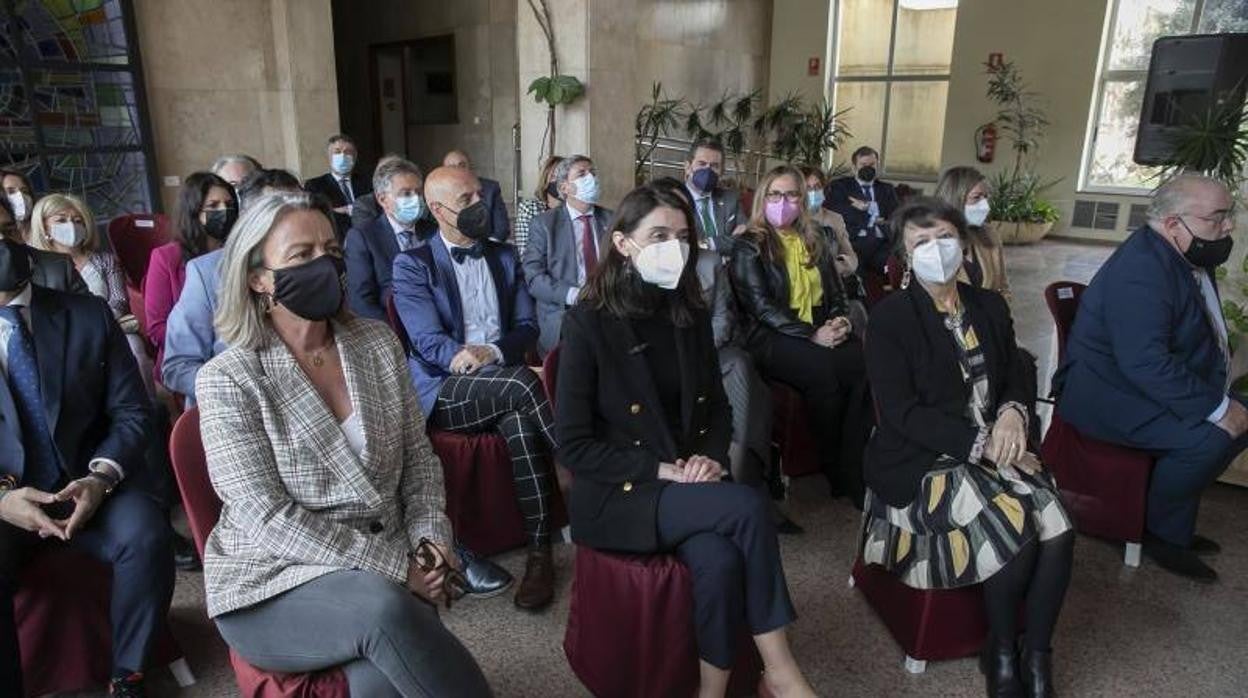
78,240,1248,697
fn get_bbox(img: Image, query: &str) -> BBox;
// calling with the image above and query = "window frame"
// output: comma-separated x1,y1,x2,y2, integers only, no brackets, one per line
828,0,956,182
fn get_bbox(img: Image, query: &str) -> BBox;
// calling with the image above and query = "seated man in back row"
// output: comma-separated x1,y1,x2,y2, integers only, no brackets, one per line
394,165,559,611
1055,174,1245,583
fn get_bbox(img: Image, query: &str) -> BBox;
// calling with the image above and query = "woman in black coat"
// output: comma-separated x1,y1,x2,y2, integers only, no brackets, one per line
861,198,1074,698
556,184,816,698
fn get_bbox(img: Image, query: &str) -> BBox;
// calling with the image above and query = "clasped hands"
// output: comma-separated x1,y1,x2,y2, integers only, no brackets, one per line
658,455,726,484
449,344,498,375
405,541,460,605
985,408,1042,475
0,477,109,541
812,316,852,348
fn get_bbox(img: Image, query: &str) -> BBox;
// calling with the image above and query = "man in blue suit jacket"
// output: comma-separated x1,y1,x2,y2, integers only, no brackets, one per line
1055,175,1243,582
344,158,438,321
393,166,558,611
0,239,173,695
442,149,510,243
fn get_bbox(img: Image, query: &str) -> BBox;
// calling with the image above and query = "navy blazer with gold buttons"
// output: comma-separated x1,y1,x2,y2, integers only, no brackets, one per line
554,304,731,553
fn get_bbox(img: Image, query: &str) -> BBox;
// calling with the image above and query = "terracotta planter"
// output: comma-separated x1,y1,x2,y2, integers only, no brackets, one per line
985,220,1054,245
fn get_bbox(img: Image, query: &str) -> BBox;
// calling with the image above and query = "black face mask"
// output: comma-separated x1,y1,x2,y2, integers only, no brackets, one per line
545,182,562,202
857,165,877,183
445,201,492,240
269,254,345,321
204,207,239,242
1180,218,1233,269
0,239,32,292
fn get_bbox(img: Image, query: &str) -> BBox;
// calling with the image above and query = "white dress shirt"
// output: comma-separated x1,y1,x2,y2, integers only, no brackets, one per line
565,202,600,306
440,232,503,363
1195,269,1233,423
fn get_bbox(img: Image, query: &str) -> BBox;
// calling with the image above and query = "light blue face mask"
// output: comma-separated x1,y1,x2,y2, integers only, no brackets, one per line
331,152,355,175
394,193,424,225
807,189,825,211
574,173,600,205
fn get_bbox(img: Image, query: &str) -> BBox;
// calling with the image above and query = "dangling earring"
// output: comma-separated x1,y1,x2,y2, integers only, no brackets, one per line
262,292,276,314
900,265,911,290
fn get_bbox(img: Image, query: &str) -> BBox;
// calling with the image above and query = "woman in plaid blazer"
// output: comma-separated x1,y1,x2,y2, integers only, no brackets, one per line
196,193,491,697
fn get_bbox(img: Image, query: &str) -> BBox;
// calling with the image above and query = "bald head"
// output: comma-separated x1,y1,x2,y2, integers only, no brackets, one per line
442,150,471,170
426,166,482,239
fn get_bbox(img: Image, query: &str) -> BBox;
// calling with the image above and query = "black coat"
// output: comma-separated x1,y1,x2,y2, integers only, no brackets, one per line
304,171,373,239
554,304,732,553
864,282,1027,507
823,176,899,233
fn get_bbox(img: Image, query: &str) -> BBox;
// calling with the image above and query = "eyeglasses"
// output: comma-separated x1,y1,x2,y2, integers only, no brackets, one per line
764,190,802,203
413,538,469,608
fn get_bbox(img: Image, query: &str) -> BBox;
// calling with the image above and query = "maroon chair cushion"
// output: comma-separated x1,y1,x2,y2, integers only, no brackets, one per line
1040,413,1152,543
770,382,820,477
1043,282,1086,366
15,546,182,697
107,213,171,291
851,558,989,662
229,651,350,698
564,546,762,697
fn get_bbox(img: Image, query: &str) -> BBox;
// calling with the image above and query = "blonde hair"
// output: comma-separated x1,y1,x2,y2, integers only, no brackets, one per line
743,165,829,267
29,193,98,254
214,192,339,351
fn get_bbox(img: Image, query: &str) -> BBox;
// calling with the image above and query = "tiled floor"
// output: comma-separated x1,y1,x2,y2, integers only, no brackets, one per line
87,240,1248,697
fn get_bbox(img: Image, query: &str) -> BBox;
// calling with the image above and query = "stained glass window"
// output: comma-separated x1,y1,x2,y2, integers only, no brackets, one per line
0,0,157,223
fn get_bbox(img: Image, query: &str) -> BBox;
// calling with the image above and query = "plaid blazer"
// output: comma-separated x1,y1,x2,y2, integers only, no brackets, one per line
196,316,452,617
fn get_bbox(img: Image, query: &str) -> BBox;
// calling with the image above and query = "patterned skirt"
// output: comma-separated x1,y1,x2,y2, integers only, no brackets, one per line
860,460,1073,590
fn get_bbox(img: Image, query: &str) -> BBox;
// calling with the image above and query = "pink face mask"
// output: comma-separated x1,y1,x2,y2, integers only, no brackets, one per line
764,198,800,228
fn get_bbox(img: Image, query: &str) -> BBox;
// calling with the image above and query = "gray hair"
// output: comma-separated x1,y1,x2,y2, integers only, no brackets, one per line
211,154,261,177
215,192,332,350
1148,173,1229,222
372,157,423,197
552,154,593,185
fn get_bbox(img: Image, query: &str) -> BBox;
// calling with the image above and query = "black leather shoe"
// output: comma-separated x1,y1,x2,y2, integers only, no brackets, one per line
109,673,146,697
455,544,513,598
1143,534,1218,583
980,642,1024,698
173,533,201,572
1021,648,1054,698
1190,534,1221,556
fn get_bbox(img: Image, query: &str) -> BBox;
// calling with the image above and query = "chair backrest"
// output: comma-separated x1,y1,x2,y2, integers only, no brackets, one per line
1043,281,1087,364
384,295,412,351
107,213,171,290
541,344,560,410
168,408,221,558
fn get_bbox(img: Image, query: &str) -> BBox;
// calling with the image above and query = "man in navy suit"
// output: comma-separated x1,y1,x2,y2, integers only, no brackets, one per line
393,166,558,611
344,158,438,321
0,239,173,696
1056,175,1243,582
442,149,511,243
304,134,372,239
824,146,899,275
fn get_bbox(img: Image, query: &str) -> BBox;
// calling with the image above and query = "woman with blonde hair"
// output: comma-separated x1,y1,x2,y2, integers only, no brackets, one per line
730,165,871,503
933,166,1011,302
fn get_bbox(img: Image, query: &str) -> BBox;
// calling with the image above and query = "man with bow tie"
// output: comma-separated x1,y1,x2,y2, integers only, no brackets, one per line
392,166,559,612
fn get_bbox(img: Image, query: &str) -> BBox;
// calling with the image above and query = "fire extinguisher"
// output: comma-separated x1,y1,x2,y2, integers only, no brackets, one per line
975,122,997,163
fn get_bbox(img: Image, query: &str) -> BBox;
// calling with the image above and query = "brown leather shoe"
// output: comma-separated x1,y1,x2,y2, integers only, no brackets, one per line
514,544,555,610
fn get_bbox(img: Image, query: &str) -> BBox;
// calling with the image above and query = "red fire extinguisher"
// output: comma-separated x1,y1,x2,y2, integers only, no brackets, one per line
975,122,997,163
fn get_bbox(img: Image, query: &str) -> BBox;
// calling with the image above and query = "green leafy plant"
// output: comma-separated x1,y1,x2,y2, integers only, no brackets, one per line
986,171,1060,225
525,0,585,164
527,75,585,108
635,83,689,182
1155,93,1248,195
983,60,1060,226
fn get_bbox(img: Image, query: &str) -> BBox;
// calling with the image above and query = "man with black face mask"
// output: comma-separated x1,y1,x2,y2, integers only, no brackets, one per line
824,145,899,277
1055,174,1243,583
392,166,560,611
0,238,173,696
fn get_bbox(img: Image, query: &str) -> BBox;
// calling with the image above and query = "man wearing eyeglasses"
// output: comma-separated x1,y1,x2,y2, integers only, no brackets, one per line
1054,174,1242,583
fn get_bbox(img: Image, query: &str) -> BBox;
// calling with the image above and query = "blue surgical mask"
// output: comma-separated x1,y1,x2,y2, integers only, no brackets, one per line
331,152,354,175
574,173,601,205
394,194,424,225
807,190,825,211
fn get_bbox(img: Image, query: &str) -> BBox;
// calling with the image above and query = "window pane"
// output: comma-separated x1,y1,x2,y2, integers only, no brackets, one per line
44,150,152,221
19,0,132,65
833,81,886,170
884,80,948,176
1199,0,1248,33
893,0,958,76
836,0,893,78
1087,79,1161,189
0,67,38,151
1108,0,1197,71
30,69,143,149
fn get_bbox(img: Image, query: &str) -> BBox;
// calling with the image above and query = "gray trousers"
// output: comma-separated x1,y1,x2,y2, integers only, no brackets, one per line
215,570,492,698
719,345,773,483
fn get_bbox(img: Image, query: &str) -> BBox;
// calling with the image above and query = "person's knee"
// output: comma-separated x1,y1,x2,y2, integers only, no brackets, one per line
686,536,743,581
352,574,424,628
718,483,770,529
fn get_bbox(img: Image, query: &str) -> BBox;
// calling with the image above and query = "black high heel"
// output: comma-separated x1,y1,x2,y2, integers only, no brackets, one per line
979,641,1024,697
1020,648,1055,698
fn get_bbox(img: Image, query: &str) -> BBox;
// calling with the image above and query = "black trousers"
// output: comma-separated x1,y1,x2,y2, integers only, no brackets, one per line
0,489,175,694
759,334,870,504
656,482,796,669
430,366,557,546
850,229,890,275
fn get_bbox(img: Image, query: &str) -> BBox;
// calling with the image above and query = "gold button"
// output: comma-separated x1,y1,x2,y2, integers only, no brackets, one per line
633,440,642,446
699,428,708,435
623,481,633,492
630,403,642,414
697,395,707,404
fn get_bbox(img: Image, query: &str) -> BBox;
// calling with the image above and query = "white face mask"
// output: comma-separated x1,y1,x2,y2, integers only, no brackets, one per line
7,192,30,221
50,220,87,248
628,237,689,289
964,199,991,227
910,237,963,284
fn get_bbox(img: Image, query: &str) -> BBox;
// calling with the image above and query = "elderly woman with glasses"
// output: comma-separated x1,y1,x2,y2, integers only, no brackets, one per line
195,192,490,697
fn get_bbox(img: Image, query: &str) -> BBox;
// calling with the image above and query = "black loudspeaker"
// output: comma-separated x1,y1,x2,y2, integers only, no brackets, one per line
1133,32,1248,166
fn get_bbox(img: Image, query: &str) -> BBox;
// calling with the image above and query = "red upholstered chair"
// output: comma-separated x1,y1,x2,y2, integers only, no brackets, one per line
1039,281,1154,568
769,381,820,477
107,213,170,291
169,409,350,697
565,547,763,697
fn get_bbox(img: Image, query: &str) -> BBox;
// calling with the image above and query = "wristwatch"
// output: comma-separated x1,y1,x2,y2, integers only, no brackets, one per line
87,463,120,495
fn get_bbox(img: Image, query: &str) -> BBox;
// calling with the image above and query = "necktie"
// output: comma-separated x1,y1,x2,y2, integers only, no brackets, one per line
338,177,355,204
397,230,414,252
0,307,60,490
450,242,485,264
699,198,717,238
579,215,597,275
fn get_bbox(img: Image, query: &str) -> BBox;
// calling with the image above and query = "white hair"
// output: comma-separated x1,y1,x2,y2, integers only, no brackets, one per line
1148,173,1228,223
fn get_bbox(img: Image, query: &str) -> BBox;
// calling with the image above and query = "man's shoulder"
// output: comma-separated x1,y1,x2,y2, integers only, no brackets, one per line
31,284,111,327
532,206,563,231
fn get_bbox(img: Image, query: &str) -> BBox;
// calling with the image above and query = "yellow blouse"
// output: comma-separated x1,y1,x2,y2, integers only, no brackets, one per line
778,230,823,323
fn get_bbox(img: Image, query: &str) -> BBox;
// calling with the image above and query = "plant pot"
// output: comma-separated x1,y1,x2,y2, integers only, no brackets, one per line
985,220,1054,245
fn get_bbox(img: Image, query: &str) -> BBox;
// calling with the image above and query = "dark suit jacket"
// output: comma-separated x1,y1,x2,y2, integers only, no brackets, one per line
729,236,850,354
392,234,538,417
30,246,88,294
686,185,742,257
350,193,382,232
1056,226,1228,446
555,305,732,552
521,204,615,353
479,177,511,243
305,171,373,239
824,177,899,234
0,286,154,496
864,283,1027,507
344,213,438,321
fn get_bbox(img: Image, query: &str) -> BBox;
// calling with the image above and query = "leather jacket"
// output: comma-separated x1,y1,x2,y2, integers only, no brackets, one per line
729,235,849,350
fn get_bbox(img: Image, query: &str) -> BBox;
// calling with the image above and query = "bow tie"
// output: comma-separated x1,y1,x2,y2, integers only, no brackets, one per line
450,243,484,264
